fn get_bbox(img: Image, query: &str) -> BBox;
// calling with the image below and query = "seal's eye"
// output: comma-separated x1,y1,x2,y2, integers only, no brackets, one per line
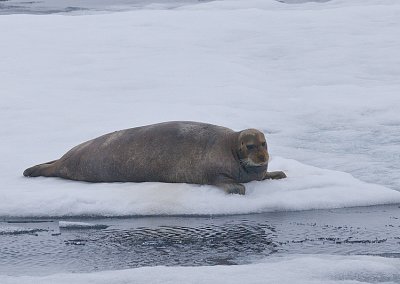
261,142,266,147
246,144,255,150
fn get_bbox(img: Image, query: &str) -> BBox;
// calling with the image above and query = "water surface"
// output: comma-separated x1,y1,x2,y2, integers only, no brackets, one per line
1,204,399,276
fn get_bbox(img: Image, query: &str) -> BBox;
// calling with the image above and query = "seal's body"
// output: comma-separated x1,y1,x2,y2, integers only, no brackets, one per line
23,121,286,194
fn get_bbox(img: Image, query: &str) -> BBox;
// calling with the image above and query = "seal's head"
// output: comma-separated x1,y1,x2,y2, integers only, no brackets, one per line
237,129,269,172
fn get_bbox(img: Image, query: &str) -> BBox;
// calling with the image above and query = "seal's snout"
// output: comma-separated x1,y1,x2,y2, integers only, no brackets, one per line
254,160,268,167
251,150,269,166
257,154,267,163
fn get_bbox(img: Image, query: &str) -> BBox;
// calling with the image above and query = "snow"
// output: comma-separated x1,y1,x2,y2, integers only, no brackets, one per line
1,254,399,283
1,0,400,217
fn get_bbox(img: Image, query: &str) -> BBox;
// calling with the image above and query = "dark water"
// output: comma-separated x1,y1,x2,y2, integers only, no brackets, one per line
0,0,330,15
1,204,399,276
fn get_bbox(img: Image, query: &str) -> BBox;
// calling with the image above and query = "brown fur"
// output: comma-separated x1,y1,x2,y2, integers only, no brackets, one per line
23,121,286,194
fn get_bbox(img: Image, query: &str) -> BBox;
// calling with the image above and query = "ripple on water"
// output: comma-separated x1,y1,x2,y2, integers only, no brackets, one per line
86,221,277,267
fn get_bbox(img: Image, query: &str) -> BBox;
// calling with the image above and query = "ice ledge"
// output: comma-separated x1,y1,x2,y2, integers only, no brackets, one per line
1,157,399,217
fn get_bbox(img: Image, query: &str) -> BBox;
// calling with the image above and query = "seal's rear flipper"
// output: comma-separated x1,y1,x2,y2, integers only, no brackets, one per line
23,160,58,177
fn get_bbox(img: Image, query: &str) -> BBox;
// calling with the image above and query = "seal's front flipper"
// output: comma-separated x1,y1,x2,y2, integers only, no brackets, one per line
263,171,287,180
215,182,246,195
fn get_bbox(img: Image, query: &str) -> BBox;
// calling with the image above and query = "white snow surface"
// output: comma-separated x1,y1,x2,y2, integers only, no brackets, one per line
1,0,400,217
1,255,399,284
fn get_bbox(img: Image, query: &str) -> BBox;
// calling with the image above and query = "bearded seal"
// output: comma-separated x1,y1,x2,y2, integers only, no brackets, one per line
23,121,286,195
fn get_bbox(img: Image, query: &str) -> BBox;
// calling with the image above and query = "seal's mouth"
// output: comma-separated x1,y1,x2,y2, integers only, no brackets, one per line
245,164,268,174
240,159,268,173
240,158,267,167
254,161,268,167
